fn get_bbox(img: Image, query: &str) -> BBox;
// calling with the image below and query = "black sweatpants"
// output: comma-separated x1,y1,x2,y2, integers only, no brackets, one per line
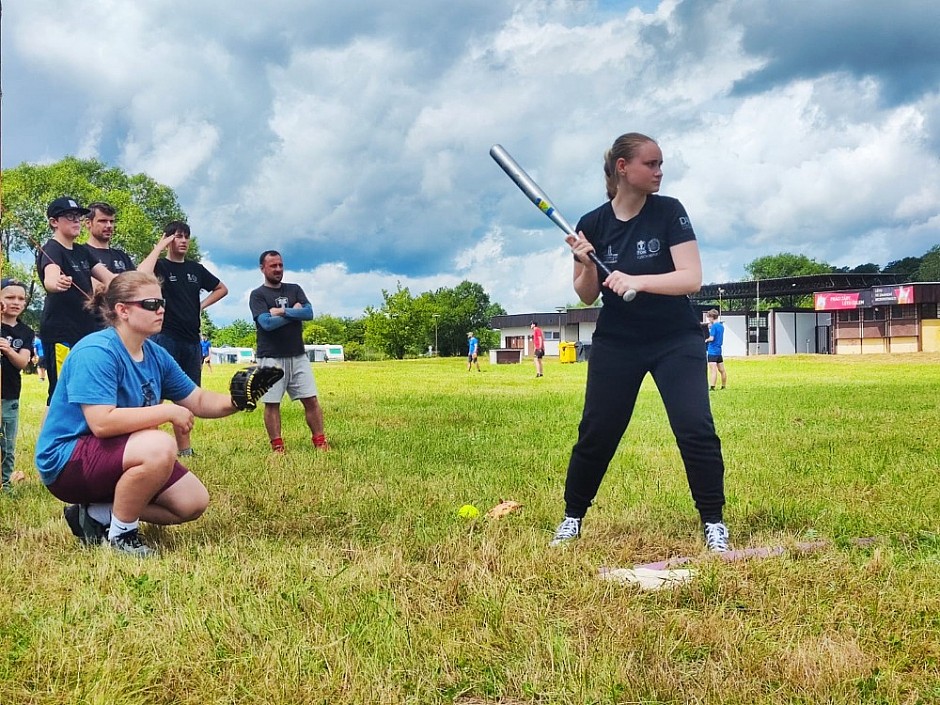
563,329,725,524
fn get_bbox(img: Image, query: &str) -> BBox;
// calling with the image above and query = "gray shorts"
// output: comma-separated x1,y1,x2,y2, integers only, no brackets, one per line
257,355,318,403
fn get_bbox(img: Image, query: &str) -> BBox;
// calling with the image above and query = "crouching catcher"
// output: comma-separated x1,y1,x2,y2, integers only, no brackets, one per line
35,272,283,557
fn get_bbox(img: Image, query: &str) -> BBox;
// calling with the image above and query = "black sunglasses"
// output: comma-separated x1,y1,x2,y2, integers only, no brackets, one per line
123,298,166,311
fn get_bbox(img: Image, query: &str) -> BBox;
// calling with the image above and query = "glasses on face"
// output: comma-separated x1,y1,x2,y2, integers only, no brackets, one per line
123,298,166,311
57,212,83,222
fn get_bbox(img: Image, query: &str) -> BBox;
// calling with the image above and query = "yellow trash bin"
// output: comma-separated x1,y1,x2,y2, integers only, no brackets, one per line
559,341,576,364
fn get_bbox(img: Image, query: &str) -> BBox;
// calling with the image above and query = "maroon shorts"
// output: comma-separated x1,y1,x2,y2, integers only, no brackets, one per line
47,434,189,505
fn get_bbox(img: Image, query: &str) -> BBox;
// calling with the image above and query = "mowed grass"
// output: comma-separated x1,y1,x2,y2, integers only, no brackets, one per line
1,354,938,704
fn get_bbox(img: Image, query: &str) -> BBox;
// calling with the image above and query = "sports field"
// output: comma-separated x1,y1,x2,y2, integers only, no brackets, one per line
1,354,938,704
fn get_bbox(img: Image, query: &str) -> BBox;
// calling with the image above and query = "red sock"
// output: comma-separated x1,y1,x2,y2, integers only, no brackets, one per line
271,438,285,452
312,434,330,450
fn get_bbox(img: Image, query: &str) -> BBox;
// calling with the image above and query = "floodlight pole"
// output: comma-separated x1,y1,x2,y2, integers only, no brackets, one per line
755,278,760,355
555,306,566,344
432,313,439,354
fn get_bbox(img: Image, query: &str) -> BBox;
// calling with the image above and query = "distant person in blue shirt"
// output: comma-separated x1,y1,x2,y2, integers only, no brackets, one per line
466,332,481,372
705,309,727,390
34,336,46,382
200,333,213,373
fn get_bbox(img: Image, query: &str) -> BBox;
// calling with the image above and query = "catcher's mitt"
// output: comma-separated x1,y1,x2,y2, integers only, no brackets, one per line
229,365,284,411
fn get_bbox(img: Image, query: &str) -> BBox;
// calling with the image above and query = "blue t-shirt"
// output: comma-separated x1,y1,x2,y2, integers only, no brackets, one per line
706,321,724,356
35,327,196,485
200,339,211,357
468,337,479,355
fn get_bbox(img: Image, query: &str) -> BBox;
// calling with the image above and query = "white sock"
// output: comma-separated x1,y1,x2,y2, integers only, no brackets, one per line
87,503,112,525
108,516,140,541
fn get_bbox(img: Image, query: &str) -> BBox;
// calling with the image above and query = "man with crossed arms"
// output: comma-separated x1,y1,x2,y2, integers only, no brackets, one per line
249,250,329,453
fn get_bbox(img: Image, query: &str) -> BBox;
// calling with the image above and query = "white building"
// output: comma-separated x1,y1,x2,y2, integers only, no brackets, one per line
209,346,256,365
303,344,345,362
490,308,833,358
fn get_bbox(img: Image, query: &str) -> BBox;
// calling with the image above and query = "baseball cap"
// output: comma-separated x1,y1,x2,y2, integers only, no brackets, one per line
46,196,91,218
1,277,25,290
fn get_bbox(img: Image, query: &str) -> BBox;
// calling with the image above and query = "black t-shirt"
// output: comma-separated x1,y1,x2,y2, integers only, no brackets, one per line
36,239,102,344
576,195,701,341
249,283,309,358
1,320,35,400
87,245,136,274
154,259,221,343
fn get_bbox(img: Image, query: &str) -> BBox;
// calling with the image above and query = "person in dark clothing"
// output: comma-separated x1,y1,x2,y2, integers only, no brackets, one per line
550,133,729,552
139,221,228,457
37,197,116,405
249,250,328,453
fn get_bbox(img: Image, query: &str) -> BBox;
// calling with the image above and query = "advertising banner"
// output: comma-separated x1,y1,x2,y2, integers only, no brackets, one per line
871,285,915,305
814,290,871,310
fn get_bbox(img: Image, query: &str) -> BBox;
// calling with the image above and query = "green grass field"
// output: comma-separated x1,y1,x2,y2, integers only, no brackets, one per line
1,354,938,704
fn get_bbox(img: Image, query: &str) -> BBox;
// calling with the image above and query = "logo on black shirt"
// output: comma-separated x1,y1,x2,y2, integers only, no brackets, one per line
636,238,661,261
602,245,618,265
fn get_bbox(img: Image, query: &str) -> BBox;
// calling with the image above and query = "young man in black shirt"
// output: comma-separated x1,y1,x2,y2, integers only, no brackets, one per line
37,197,115,404
139,221,228,456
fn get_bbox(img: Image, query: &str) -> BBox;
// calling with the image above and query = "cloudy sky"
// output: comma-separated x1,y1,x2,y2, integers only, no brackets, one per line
3,0,939,324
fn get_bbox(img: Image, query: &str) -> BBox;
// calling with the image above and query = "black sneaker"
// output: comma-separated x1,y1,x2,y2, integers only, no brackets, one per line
63,504,84,540
108,528,157,558
63,504,108,545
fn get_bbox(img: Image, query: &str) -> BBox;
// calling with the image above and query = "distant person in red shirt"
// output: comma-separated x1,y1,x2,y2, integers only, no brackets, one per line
530,321,545,378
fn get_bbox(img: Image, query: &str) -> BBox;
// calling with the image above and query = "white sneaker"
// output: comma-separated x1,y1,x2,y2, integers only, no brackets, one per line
550,517,582,546
703,522,730,552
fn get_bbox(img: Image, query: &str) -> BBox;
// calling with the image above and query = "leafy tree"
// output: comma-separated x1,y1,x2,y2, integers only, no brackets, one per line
303,314,348,344
426,281,506,356
834,263,881,274
744,253,831,280
915,245,940,282
883,256,922,279
743,253,832,308
364,284,425,359
1,157,193,264
200,310,218,341
213,319,256,349
363,280,505,359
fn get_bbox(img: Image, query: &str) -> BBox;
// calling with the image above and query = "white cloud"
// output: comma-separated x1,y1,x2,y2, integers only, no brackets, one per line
5,0,940,323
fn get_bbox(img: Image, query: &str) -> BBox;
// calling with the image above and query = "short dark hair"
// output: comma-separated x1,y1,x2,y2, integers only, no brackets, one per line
163,220,191,237
259,250,281,266
86,201,116,219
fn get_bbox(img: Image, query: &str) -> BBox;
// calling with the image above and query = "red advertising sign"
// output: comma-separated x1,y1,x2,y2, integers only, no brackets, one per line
814,290,871,310
871,285,915,305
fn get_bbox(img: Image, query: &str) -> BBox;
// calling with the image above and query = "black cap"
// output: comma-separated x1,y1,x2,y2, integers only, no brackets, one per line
46,196,90,219
1,278,25,290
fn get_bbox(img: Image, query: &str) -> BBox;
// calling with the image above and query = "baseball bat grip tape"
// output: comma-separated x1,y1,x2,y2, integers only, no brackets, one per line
587,252,637,302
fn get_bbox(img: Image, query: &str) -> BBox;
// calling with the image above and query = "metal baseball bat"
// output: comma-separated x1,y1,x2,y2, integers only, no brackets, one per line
490,144,636,302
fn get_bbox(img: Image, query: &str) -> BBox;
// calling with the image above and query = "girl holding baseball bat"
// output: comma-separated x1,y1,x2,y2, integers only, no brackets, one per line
551,132,729,552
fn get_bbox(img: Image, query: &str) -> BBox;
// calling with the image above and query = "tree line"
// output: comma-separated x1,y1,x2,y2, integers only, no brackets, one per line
708,249,940,310
4,157,934,343
1,158,505,359
209,281,506,361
